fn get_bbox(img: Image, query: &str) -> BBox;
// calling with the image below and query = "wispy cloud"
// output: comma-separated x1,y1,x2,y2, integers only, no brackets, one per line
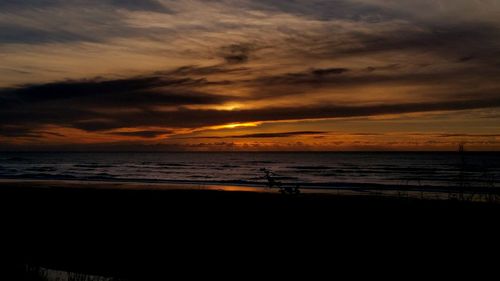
2,67,500,138
180,131,328,139
110,130,173,138
1,0,500,149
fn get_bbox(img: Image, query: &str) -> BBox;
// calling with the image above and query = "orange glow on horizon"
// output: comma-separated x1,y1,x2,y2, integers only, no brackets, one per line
209,122,262,130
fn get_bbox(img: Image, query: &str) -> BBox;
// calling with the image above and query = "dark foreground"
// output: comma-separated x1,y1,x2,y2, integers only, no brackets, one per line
2,182,500,280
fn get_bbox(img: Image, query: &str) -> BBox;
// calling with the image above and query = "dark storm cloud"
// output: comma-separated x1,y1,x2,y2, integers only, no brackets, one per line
183,131,327,139
2,62,500,138
110,130,173,138
0,125,65,138
311,68,350,76
0,126,42,138
232,131,327,138
9,95,499,134
245,67,498,99
152,98,500,129
458,56,475,63
1,0,499,150
251,67,351,86
0,72,234,136
218,44,254,64
363,64,401,72
319,22,500,61
167,65,251,76
0,75,228,109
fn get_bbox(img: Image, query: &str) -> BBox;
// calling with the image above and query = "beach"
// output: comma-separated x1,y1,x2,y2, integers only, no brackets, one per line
2,179,500,280
2,151,499,191
4,0,500,278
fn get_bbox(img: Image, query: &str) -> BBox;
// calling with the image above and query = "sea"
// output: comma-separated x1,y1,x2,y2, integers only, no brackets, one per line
0,152,499,190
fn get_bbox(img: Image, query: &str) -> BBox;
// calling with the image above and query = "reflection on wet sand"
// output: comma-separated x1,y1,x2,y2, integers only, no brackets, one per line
0,179,496,202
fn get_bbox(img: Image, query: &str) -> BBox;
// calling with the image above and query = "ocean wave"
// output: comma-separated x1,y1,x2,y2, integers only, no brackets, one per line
156,163,190,167
25,166,57,172
220,164,240,168
74,164,115,168
85,174,116,180
4,157,31,162
0,174,483,191
0,168,19,174
247,161,276,164
315,172,345,177
188,175,214,179
8,173,78,180
287,165,332,170
1,152,498,191
272,176,300,181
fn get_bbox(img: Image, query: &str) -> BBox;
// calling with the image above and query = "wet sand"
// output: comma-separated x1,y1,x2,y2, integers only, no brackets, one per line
2,179,499,280
0,178,494,202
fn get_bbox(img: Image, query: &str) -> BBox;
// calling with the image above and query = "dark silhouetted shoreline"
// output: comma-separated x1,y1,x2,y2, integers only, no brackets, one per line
2,180,500,280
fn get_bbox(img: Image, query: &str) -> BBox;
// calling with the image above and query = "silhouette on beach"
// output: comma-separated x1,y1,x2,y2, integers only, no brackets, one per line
260,168,300,195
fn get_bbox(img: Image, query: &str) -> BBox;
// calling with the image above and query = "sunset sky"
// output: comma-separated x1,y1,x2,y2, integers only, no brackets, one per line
1,0,500,151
